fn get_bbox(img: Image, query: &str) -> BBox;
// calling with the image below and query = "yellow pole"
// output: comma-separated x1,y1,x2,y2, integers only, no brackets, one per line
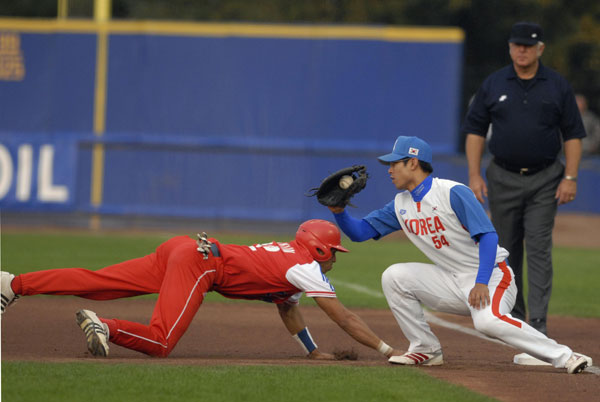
89,0,111,230
94,0,112,22
57,0,69,19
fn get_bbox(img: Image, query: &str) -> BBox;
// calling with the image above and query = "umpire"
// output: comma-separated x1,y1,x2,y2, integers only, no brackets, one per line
462,22,586,335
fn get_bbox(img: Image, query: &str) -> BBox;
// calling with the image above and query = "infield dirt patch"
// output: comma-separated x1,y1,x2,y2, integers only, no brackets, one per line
1,298,598,402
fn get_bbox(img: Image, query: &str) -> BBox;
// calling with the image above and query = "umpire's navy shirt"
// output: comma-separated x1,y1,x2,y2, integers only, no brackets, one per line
462,62,586,168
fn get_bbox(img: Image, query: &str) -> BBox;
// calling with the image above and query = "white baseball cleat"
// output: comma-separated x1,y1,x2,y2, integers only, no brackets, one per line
76,309,110,357
389,351,444,366
1,271,19,315
565,353,589,374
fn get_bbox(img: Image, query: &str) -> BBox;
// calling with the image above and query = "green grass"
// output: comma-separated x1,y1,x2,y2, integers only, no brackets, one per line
2,230,598,402
1,362,495,402
1,231,599,314
528,247,600,317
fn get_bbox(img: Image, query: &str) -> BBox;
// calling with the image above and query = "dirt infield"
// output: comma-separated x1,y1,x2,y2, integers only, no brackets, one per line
1,298,598,402
552,213,600,249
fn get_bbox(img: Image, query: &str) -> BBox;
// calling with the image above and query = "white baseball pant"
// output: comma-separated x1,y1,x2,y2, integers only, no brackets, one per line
381,262,573,368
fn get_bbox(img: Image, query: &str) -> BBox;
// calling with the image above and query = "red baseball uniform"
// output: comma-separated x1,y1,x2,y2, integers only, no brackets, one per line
12,236,336,356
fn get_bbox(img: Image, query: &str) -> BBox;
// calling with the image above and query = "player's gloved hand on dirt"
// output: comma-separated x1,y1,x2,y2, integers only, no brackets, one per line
468,283,490,309
308,349,336,360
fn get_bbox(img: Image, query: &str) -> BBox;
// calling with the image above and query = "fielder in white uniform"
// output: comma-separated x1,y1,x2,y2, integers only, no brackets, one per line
328,135,591,374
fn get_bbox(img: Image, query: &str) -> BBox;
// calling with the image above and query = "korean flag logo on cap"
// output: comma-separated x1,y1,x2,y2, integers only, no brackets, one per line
408,147,419,156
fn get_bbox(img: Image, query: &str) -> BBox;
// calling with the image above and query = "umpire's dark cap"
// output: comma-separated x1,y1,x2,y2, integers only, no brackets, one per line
509,22,543,45
378,136,432,164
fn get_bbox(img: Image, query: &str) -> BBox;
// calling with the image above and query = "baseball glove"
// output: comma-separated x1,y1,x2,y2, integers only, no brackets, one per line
306,165,368,208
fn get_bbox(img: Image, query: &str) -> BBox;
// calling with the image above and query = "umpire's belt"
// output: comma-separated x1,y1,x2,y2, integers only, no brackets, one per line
493,158,555,176
210,243,221,257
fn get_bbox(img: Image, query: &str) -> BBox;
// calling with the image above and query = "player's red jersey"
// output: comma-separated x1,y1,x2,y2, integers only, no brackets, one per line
212,239,336,303
10,235,337,357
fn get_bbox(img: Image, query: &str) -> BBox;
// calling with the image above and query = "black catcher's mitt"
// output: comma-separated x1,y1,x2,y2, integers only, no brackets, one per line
306,165,368,208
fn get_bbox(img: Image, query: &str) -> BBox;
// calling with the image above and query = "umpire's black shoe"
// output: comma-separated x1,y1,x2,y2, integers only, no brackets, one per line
529,318,547,335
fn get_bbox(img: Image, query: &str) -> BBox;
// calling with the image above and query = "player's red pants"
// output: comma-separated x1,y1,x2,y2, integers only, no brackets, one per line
15,236,221,357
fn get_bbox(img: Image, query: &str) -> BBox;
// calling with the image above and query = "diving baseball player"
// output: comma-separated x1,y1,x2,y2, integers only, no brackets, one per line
1,220,399,360
324,135,591,374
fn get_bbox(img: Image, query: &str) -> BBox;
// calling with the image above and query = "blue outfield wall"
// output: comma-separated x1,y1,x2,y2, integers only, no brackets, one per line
4,135,598,223
1,33,96,132
104,35,462,153
1,20,598,222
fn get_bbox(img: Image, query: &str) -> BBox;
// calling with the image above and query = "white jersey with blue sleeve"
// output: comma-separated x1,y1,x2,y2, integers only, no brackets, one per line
365,177,509,280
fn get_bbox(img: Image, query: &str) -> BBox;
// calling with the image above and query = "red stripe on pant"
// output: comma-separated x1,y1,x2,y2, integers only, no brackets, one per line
491,261,522,328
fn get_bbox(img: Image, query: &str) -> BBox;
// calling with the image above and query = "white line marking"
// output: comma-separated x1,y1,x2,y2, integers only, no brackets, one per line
334,280,599,374
334,280,385,298
422,311,508,346
586,366,600,374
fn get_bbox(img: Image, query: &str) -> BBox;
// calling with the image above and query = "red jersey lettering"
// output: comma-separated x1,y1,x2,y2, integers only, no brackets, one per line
434,216,446,232
420,219,429,235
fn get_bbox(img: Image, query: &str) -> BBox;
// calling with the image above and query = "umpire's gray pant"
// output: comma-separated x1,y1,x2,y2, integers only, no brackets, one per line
486,159,564,323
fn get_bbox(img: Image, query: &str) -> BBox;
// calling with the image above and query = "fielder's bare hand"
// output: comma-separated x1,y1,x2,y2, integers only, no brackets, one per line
468,283,490,309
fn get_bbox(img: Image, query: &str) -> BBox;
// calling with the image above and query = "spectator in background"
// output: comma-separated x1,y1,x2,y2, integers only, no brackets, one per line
576,94,600,155
461,22,586,335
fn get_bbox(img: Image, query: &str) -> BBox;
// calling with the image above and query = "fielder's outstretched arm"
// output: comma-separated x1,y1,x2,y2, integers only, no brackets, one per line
327,208,379,242
314,297,399,357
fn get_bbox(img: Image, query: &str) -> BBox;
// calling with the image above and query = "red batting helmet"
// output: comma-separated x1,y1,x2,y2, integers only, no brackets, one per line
295,219,349,262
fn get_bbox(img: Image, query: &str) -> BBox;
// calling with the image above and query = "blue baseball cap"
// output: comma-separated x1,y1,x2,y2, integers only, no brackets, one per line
377,136,433,164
